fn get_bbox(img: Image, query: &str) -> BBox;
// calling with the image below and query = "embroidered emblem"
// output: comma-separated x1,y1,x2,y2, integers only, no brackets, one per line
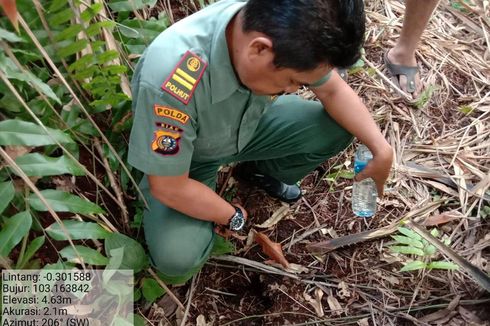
162,51,207,105
187,57,201,72
155,122,184,133
154,105,190,124
151,130,181,156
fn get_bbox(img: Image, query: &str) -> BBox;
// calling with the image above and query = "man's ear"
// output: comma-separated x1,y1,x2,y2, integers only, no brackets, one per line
247,37,274,60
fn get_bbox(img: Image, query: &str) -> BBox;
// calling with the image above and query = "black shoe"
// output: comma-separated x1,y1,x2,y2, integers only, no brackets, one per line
234,162,302,203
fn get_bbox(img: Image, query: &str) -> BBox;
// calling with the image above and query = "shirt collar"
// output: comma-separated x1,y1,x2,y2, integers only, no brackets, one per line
209,2,246,104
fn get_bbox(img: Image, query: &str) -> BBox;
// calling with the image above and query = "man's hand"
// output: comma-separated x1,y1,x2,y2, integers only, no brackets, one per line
354,143,393,196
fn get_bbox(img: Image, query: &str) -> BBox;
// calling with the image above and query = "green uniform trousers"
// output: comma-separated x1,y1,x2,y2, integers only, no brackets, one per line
141,95,353,284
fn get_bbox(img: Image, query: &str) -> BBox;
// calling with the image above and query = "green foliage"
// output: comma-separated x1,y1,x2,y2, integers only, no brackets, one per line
141,278,165,303
413,85,437,109
0,211,32,257
0,181,15,214
451,0,472,12
108,0,157,12
16,236,45,269
0,54,61,103
211,235,235,256
13,153,85,177
458,105,474,115
0,27,24,42
59,245,109,266
323,163,355,192
479,205,490,219
118,14,169,55
399,260,426,272
390,226,460,273
104,233,149,273
28,190,105,214
0,120,74,146
0,0,169,310
46,220,111,240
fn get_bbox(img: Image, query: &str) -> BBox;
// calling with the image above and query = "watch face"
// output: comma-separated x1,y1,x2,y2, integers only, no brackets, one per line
230,212,245,231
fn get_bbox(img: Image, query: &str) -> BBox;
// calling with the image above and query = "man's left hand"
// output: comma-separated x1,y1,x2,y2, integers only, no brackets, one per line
354,143,393,197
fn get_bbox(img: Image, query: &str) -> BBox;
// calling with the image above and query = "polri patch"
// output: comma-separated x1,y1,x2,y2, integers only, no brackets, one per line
151,130,181,156
161,51,207,105
154,105,190,124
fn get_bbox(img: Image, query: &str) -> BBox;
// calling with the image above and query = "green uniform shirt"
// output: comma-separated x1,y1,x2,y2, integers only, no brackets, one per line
128,0,330,176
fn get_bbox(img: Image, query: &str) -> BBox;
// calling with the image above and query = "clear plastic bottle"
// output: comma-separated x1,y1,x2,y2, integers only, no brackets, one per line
352,144,378,217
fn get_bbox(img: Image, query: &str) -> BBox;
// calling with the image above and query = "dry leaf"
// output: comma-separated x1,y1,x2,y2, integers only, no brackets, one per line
458,306,484,325
0,0,18,31
175,307,184,326
255,204,290,228
419,295,460,323
237,229,256,254
423,211,463,226
357,318,370,326
327,294,343,316
5,146,32,160
196,315,208,326
254,232,289,268
303,288,324,317
337,281,351,299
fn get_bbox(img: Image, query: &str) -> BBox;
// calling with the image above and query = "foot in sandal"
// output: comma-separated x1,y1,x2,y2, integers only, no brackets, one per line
384,47,423,99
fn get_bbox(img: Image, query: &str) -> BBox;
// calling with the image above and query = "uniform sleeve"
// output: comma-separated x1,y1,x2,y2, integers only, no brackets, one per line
128,80,197,176
309,70,333,88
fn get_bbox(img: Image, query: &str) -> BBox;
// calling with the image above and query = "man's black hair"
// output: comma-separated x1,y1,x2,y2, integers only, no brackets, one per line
242,0,365,70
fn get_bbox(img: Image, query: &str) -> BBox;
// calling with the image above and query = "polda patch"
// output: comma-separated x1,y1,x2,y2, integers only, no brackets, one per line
154,105,190,125
151,130,181,156
161,51,207,105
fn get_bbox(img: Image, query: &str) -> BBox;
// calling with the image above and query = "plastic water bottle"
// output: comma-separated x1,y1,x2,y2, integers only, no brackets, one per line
352,144,378,217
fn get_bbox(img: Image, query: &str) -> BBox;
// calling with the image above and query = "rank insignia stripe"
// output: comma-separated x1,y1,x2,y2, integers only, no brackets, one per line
154,105,190,124
161,51,208,105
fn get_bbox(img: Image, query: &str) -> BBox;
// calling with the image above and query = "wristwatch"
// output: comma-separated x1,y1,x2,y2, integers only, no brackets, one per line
228,205,245,231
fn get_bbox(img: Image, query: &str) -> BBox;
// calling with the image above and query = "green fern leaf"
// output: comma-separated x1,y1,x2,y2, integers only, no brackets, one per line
390,245,425,256
397,227,422,241
400,260,426,272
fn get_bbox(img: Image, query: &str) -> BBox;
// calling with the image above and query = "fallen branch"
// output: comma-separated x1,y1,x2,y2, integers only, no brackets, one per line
306,201,442,254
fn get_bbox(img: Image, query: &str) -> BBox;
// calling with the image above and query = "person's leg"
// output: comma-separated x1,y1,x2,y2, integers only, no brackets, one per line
386,0,440,97
232,95,353,185
141,161,221,284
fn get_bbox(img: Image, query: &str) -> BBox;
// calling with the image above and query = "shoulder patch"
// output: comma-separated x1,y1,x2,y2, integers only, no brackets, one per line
155,122,184,133
151,130,181,156
154,105,190,124
161,51,207,105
